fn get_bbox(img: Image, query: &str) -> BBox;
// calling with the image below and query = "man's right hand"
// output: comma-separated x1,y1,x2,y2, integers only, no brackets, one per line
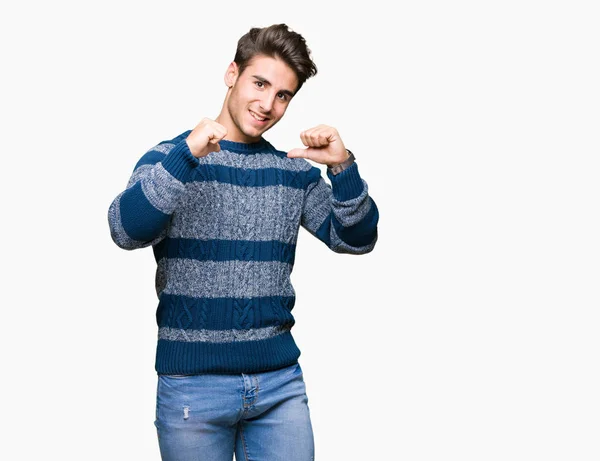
185,118,228,158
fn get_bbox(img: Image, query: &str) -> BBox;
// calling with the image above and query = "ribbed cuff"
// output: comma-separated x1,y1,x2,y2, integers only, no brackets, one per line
160,139,199,183
327,162,364,201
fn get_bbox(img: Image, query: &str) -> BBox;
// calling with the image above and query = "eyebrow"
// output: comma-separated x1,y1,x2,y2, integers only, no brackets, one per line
251,75,295,98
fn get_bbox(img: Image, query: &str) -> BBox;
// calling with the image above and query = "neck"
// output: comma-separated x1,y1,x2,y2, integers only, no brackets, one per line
215,101,261,144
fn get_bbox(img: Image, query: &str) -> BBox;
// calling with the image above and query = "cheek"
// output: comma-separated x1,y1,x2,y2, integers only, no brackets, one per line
230,87,250,107
274,106,288,120
273,101,288,115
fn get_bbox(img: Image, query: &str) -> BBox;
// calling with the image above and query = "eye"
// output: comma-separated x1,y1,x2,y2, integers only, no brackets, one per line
277,92,288,101
255,81,264,88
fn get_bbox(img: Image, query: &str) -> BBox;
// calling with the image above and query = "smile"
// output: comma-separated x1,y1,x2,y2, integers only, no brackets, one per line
249,110,269,122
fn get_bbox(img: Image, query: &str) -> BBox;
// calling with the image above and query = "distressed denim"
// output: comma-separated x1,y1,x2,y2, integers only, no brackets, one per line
154,362,315,460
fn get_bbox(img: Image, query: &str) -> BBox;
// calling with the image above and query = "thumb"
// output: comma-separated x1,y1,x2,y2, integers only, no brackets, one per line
208,138,221,153
287,147,309,159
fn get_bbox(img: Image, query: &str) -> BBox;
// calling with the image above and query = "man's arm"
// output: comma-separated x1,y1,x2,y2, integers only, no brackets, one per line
108,118,228,250
107,133,199,250
288,124,379,254
300,162,379,254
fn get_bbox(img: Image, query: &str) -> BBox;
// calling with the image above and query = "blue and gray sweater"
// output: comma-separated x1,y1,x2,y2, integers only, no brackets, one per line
108,130,379,375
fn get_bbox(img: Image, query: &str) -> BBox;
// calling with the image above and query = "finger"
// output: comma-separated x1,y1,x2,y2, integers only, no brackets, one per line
310,129,331,147
208,128,226,142
313,125,337,145
205,137,220,154
208,127,227,143
301,126,332,147
301,129,322,147
287,148,309,159
212,123,228,140
300,130,310,148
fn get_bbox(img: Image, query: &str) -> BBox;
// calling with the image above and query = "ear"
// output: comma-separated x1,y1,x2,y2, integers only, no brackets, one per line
224,62,239,88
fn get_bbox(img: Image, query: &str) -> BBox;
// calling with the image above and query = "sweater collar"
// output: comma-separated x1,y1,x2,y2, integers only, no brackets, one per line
183,130,271,155
218,137,271,154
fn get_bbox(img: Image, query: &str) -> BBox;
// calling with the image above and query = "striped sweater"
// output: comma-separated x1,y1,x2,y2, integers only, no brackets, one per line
107,129,379,375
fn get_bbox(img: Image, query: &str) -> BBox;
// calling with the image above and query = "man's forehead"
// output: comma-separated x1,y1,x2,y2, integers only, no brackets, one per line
245,56,296,79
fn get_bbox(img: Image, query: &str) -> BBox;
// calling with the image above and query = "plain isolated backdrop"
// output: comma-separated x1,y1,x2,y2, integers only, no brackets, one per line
2,0,599,460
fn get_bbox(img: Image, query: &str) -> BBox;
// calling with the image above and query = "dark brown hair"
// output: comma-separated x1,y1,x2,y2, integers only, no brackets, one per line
233,24,318,95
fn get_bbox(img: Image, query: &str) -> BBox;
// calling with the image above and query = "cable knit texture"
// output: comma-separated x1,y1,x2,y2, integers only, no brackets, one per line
108,130,379,375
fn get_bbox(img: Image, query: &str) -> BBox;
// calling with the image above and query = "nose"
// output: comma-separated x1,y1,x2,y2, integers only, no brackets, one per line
259,92,276,114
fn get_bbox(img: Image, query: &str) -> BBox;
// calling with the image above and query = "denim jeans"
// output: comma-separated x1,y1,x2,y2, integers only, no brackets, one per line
154,362,315,461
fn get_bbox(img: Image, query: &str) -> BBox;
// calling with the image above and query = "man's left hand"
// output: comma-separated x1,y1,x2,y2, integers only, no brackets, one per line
287,124,349,167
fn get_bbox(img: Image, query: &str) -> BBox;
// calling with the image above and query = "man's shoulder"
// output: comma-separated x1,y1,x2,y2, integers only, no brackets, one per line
144,130,191,153
167,129,193,146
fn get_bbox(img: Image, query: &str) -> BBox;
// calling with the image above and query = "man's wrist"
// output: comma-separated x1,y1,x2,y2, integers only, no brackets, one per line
327,149,355,175
327,150,350,168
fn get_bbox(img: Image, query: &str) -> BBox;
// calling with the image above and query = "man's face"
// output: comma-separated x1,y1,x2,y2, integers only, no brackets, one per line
224,54,298,143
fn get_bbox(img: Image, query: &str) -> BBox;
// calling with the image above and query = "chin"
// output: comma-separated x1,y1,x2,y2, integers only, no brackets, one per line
244,125,267,139
241,129,261,140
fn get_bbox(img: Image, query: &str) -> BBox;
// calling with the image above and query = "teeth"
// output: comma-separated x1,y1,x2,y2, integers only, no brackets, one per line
250,111,266,121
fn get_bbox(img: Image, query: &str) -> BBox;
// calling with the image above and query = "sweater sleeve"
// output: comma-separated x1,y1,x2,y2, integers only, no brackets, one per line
300,161,379,254
107,135,199,250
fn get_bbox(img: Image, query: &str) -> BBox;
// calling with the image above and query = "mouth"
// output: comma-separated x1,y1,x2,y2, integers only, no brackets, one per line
249,110,270,124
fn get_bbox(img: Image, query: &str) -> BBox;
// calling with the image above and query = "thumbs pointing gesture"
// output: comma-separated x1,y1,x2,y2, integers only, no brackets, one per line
186,117,228,159
287,124,350,167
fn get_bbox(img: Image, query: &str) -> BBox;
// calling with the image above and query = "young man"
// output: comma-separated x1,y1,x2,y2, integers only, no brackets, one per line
108,23,379,461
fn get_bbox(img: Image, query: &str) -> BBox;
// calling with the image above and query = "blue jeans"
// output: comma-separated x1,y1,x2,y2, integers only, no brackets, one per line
154,362,315,460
